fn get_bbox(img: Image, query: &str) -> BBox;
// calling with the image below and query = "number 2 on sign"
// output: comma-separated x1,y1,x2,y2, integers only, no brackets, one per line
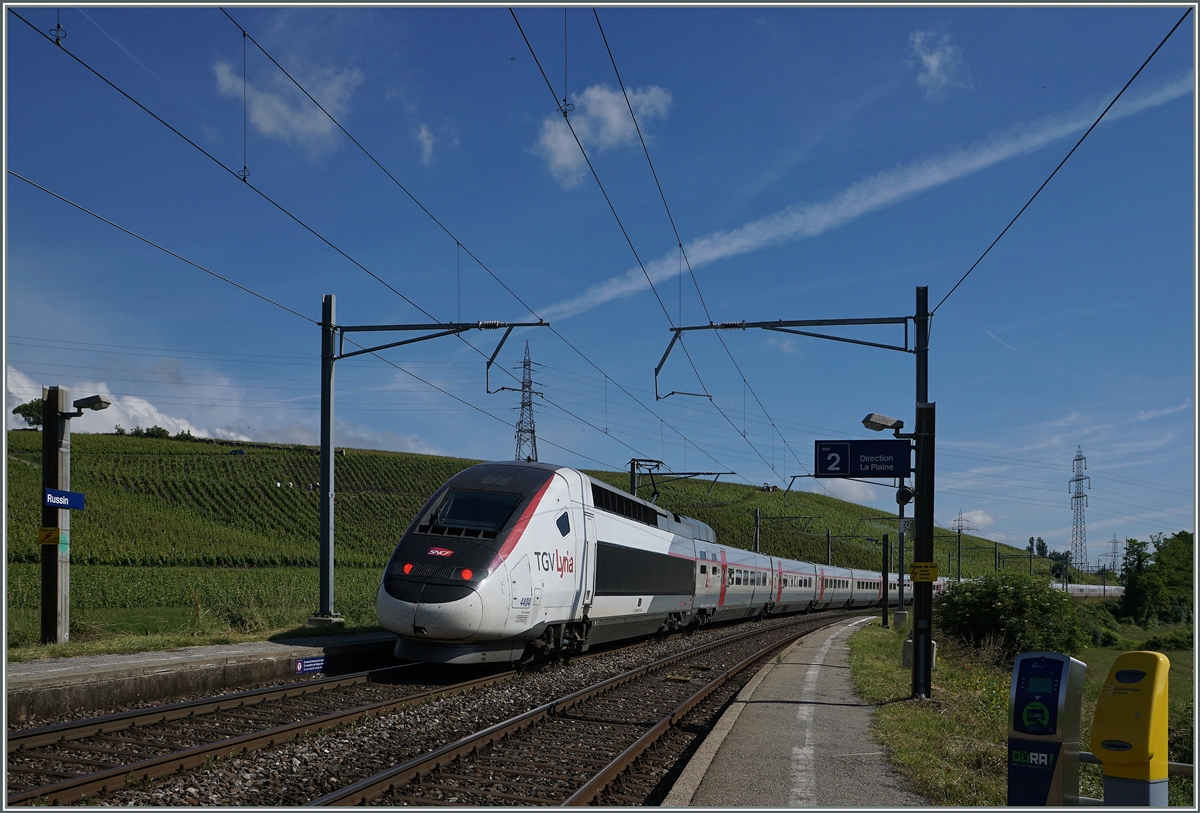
826,452,841,471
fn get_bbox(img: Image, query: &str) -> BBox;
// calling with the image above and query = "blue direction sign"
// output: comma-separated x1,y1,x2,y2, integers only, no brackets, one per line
44,488,85,510
815,439,911,478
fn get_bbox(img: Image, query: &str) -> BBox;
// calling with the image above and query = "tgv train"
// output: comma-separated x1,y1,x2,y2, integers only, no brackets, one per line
377,461,948,664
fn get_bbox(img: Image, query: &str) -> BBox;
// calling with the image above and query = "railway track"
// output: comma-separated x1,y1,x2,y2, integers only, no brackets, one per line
5,662,508,805
309,613,846,806
6,612,854,806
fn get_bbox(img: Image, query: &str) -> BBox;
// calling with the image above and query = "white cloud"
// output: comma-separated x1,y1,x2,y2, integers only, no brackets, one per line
813,478,877,504
214,60,363,156
910,30,971,98
6,365,210,437
1135,399,1192,422
415,124,436,164
540,73,1192,320
536,84,672,188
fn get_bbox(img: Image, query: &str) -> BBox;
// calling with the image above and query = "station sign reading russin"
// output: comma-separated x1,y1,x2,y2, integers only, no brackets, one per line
814,439,911,478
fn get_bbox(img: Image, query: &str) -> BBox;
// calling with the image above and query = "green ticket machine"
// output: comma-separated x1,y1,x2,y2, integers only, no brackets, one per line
1008,651,1087,806
1090,651,1170,807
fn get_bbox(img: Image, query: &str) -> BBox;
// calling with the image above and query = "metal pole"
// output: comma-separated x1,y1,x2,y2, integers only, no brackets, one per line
994,541,999,572
630,459,637,496
754,507,761,553
1030,545,1033,576
826,528,832,566
912,401,935,699
40,386,71,644
897,504,906,617
315,294,340,623
881,533,889,628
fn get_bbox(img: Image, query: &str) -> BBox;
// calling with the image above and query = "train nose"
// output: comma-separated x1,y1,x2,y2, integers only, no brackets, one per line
413,587,483,640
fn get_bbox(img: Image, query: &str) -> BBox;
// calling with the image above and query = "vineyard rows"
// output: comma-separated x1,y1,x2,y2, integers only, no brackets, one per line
7,430,1043,620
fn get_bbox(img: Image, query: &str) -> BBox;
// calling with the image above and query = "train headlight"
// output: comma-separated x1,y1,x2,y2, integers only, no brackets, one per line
402,563,413,575
456,567,486,580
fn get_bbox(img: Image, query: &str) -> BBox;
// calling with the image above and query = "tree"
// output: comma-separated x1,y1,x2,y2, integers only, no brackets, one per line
11,398,43,429
1150,531,1193,624
1120,537,1168,626
1028,536,1035,553
1035,537,1048,558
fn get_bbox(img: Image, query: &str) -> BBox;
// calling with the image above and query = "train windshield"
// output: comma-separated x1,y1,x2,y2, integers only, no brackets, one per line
436,489,523,532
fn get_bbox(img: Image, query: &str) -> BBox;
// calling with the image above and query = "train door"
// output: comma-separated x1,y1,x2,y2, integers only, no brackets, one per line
570,470,597,623
510,554,533,622
541,476,580,616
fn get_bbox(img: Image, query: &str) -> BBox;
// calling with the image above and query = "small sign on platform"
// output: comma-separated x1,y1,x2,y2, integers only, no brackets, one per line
295,656,326,674
44,488,85,511
39,526,61,545
910,562,939,582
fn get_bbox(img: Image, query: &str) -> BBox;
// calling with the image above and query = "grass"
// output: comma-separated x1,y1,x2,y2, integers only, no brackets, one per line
4,607,383,663
5,565,386,661
849,620,1194,806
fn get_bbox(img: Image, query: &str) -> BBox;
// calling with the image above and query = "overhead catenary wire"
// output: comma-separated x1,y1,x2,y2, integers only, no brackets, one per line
10,10,660,466
7,169,635,468
511,7,795,487
591,7,812,481
932,6,1193,314
212,7,747,483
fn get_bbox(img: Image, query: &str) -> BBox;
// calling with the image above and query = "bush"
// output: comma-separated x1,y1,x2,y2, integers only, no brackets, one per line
933,571,1089,665
1141,629,1193,652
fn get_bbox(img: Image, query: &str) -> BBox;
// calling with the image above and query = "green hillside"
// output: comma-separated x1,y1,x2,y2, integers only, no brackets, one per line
6,430,1068,646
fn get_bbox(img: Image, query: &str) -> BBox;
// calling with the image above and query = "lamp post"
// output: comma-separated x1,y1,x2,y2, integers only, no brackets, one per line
41,386,111,644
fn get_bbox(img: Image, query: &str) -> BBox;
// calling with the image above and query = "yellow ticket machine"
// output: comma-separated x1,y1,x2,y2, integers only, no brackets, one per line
1090,651,1170,807
1008,651,1087,805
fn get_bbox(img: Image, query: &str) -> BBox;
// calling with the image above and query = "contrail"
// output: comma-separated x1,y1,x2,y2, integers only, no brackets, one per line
541,73,1191,321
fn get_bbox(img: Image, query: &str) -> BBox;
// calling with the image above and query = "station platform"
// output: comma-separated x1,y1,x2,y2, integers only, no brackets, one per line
5,631,397,724
664,615,926,807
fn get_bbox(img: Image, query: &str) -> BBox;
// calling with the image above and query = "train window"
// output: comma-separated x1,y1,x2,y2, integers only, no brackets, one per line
556,512,571,537
728,570,734,586
700,564,707,574
437,489,523,532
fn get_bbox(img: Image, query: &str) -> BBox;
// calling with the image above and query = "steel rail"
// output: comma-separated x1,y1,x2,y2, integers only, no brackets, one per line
559,627,794,805
7,663,418,753
307,614,848,806
5,668,511,806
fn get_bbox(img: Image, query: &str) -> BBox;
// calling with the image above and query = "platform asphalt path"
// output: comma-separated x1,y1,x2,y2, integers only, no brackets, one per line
665,615,926,807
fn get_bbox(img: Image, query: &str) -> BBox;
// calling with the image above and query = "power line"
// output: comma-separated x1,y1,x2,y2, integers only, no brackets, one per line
932,6,1193,313
8,20,676,469
5,171,648,466
8,171,316,325
591,7,812,487
214,7,748,484
511,7,792,487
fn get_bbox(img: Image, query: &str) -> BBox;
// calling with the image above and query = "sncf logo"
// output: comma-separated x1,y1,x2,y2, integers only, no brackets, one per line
427,547,455,557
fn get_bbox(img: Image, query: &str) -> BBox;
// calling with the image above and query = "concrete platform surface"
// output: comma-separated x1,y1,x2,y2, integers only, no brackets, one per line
6,632,397,723
664,616,926,808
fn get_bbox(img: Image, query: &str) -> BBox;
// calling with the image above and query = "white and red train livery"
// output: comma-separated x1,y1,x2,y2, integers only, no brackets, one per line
377,461,941,664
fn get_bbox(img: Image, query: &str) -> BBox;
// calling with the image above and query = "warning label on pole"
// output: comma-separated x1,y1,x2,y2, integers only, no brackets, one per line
39,527,60,545
910,562,939,582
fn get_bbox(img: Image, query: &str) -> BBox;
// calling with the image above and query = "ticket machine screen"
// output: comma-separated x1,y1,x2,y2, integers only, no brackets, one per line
1013,656,1063,736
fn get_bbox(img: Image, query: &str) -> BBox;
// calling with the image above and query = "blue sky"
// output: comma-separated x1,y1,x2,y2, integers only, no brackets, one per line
5,5,1195,559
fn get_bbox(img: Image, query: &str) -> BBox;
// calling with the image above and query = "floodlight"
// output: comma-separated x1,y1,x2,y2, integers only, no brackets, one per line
73,395,111,412
862,412,903,432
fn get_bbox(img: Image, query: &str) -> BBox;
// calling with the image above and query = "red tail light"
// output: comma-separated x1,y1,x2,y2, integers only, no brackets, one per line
402,563,413,575
459,568,473,580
